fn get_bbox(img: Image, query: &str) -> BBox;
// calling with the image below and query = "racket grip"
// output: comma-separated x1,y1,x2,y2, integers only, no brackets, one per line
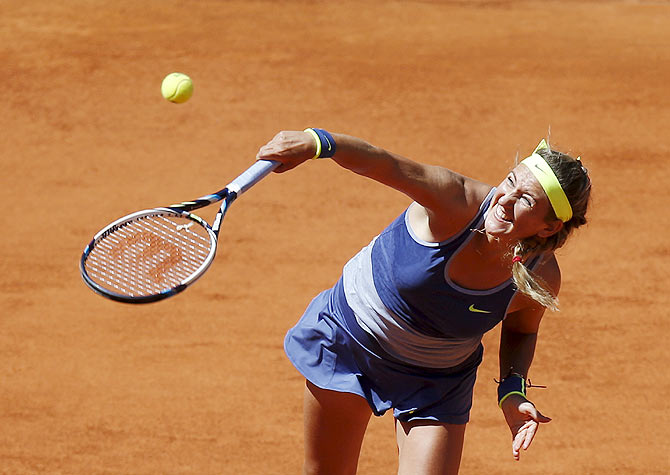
227,160,279,196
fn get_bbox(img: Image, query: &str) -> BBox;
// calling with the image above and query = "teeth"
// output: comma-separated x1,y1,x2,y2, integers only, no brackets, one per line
495,204,512,222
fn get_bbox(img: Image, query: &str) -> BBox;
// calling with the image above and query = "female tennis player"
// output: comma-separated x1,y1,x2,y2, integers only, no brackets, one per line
257,129,591,475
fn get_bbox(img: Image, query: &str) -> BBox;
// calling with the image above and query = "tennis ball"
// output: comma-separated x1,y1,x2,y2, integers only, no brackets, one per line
161,72,194,103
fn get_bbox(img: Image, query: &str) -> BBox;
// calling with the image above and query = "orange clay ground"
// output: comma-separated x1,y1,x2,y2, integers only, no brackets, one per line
1,1,669,473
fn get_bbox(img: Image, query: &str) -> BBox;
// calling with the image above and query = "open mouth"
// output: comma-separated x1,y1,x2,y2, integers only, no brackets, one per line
494,203,513,223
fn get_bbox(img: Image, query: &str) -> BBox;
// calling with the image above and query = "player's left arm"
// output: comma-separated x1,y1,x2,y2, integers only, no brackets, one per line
498,255,561,461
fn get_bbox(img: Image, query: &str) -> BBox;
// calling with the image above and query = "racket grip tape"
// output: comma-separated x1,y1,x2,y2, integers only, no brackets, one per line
227,160,279,196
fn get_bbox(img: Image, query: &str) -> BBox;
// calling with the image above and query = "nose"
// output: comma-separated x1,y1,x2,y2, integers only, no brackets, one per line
498,191,515,207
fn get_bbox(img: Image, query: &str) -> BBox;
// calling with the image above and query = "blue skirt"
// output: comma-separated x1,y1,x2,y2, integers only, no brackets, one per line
284,278,483,424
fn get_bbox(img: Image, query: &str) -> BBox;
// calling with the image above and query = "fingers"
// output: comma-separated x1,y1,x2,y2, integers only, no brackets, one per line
535,410,552,424
256,131,315,173
503,399,552,461
519,401,552,423
256,131,311,158
510,415,550,460
521,420,538,450
512,420,537,461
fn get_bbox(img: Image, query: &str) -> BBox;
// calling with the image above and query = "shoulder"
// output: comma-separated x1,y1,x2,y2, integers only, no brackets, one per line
534,253,562,297
416,176,494,241
433,172,493,216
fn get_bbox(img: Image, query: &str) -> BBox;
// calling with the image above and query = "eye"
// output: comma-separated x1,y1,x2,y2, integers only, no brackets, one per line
521,195,534,207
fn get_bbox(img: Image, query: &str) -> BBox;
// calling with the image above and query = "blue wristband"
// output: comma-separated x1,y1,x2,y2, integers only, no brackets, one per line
497,373,526,408
308,128,336,158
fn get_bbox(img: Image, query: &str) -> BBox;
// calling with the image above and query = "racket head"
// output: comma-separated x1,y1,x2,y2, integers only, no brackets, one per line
80,208,217,303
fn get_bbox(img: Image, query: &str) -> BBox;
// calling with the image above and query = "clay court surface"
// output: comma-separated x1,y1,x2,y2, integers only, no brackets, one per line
2,0,669,473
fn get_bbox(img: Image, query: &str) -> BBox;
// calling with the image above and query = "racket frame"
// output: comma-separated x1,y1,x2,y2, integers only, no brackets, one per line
80,207,220,304
80,159,277,304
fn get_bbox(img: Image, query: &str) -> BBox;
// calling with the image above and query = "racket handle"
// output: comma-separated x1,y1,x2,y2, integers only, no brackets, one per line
226,160,279,196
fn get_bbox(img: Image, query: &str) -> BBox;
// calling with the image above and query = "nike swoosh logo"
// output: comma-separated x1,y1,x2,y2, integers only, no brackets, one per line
468,304,492,314
324,135,332,151
534,163,548,175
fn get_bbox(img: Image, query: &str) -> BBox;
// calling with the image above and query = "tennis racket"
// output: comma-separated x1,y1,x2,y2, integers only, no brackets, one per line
80,159,279,304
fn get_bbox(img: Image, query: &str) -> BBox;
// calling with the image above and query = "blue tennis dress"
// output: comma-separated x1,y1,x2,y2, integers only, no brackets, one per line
284,189,537,423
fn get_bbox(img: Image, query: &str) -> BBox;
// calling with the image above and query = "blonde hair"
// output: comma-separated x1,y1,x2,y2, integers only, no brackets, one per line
511,145,592,311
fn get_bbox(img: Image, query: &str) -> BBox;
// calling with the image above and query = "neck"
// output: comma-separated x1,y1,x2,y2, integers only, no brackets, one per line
449,228,517,290
469,229,514,266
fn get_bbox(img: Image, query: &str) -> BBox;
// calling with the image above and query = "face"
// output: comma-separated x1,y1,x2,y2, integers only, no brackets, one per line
484,163,563,242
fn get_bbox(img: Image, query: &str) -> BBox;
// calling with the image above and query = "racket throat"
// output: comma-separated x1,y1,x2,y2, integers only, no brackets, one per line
212,191,237,233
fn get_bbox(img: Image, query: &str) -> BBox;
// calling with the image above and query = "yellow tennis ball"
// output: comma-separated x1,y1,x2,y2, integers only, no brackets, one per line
161,72,194,103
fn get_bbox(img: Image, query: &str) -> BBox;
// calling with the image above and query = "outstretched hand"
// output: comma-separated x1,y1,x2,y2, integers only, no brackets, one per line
500,394,551,461
256,130,315,173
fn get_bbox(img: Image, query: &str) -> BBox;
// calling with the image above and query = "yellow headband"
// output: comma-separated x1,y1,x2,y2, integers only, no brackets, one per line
520,140,573,222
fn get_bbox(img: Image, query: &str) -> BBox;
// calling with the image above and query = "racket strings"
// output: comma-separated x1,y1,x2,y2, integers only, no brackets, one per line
84,214,214,297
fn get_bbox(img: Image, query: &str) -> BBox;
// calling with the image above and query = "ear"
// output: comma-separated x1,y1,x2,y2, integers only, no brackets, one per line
536,219,563,238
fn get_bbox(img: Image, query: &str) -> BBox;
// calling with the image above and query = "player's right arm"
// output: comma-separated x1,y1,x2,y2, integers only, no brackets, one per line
256,130,492,236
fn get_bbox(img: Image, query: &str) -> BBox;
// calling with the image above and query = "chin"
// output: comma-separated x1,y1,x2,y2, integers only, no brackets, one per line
483,214,510,237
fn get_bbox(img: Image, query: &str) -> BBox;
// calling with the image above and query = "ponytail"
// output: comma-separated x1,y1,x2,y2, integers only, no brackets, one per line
511,242,559,312
510,143,592,311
